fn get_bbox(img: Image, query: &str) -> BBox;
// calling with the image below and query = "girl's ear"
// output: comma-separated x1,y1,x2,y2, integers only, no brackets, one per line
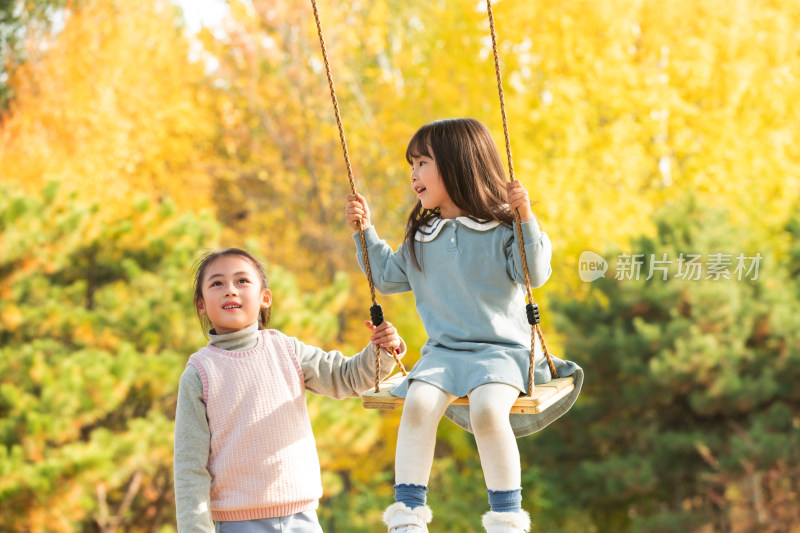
261,289,273,309
196,298,207,316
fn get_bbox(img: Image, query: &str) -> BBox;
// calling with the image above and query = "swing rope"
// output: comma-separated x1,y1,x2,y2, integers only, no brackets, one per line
486,0,558,389
310,0,407,392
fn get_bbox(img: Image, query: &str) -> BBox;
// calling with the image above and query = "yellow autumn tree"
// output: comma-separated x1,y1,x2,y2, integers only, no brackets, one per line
0,0,217,213
480,0,800,286
3,0,798,530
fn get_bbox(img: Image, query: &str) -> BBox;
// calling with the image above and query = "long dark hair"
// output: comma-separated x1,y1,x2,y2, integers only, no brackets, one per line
192,248,271,335
404,118,514,270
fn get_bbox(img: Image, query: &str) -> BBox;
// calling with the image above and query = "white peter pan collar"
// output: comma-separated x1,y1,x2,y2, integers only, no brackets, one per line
415,215,501,242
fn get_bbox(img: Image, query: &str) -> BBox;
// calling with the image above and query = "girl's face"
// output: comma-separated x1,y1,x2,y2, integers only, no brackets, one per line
196,255,272,335
410,151,463,218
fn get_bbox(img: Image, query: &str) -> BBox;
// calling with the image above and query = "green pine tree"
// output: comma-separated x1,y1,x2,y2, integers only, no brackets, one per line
533,196,800,532
0,182,217,530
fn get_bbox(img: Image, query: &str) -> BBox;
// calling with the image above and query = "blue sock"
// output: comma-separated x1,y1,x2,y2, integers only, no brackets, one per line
487,488,522,513
394,483,428,509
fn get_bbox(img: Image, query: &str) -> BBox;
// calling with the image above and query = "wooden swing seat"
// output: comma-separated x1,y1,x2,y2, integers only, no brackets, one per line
362,373,575,415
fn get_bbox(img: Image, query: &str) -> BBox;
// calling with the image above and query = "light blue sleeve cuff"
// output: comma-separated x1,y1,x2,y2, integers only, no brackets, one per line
516,218,544,244
353,226,381,247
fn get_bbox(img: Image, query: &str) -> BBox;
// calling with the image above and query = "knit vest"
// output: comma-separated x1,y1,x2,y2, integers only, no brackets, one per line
187,329,322,521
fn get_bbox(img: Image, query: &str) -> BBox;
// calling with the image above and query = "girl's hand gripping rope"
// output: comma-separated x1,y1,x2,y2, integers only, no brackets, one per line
366,320,403,354
506,180,534,223
345,193,372,232
366,319,408,377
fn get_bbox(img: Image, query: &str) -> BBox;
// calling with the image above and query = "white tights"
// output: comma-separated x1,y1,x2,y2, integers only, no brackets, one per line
395,380,521,491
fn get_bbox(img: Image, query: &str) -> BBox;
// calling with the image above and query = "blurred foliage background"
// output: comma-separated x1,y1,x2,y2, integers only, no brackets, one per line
1,0,799,531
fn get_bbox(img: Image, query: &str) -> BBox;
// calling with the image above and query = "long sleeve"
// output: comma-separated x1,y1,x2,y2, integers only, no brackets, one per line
507,218,552,289
290,336,406,399
354,227,412,294
174,365,214,533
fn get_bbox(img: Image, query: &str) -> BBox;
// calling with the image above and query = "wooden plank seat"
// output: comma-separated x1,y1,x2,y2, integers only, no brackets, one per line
362,373,575,415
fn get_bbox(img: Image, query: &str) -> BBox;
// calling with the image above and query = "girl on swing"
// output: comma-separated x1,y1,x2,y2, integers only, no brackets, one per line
344,118,582,533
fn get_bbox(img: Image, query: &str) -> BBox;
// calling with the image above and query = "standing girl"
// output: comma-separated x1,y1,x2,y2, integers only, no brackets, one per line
344,118,582,533
174,248,406,532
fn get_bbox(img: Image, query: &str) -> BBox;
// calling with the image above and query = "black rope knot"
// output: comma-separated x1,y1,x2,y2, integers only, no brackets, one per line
526,303,540,325
370,304,384,327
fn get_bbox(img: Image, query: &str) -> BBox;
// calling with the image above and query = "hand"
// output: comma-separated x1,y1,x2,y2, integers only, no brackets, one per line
507,180,534,223
345,193,372,232
365,320,403,354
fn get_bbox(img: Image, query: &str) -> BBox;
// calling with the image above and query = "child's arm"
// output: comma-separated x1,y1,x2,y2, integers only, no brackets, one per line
506,180,553,288
345,193,412,294
290,321,406,398
174,366,214,533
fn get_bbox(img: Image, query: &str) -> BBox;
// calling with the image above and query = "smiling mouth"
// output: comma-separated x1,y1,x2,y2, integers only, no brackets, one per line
223,305,241,310
414,186,426,195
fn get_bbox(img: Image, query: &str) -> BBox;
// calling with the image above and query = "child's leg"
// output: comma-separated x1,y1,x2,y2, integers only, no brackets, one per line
469,383,531,532
468,382,521,490
384,381,454,532
395,380,455,486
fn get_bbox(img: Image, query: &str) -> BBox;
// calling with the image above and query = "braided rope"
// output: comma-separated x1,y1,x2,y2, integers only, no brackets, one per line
310,0,406,391
486,0,558,389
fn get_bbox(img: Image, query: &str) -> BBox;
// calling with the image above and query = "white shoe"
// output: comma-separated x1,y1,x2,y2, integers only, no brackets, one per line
482,510,531,533
383,502,432,532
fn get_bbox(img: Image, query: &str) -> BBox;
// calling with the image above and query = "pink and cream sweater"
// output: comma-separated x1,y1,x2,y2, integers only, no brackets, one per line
174,323,403,531
189,329,320,521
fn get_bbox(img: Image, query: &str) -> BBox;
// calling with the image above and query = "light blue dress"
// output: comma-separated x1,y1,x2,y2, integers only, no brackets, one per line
354,215,583,437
